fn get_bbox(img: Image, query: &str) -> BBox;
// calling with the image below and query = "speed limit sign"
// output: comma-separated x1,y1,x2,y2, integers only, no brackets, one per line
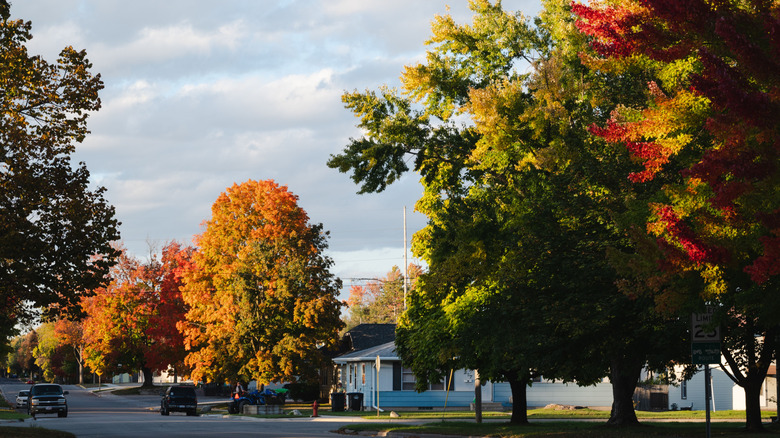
692,307,720,341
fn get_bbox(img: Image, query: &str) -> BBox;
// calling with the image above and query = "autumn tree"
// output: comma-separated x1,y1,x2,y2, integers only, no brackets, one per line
0,0,120,345
54,319,87,384
345,264,423,328
573,0,780,430
180,179,344,386
82,243,192,386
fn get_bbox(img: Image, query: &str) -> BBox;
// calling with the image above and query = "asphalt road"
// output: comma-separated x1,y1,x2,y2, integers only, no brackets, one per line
0,379,370,437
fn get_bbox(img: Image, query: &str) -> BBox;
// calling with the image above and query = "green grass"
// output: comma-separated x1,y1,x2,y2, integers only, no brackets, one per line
340,420,780,437
343,407,775,421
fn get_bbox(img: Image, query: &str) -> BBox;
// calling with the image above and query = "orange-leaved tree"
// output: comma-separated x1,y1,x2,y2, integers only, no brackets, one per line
179,179,344,385
82,243,192,386
54,319,86,384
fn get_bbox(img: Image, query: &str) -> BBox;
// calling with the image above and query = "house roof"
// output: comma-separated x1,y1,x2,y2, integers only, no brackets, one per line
333,341,399,363
343,323,396,352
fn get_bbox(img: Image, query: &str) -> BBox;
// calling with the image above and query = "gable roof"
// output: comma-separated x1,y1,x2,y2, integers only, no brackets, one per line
342,323,396,352
333,341,399,363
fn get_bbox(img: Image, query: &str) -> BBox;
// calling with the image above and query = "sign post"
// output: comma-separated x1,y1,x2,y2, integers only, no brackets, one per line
692,307,720,438
376,356,380,418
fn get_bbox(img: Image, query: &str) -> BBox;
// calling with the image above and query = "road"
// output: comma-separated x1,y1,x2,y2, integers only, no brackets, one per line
1,379,371,437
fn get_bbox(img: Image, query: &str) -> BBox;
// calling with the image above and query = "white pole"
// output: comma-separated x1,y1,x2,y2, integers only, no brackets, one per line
403,206,408,311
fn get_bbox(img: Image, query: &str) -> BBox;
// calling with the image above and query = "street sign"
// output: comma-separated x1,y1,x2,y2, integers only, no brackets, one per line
692,307,721,365
692,342,721,364
692,307,720,341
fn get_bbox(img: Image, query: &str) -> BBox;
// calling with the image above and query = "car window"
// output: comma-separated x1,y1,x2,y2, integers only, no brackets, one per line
170,387,196,397
18,390,30,396
32,385,63,395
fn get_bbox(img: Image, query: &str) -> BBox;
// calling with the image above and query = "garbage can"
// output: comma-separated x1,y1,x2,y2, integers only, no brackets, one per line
347,392,363,411
330,392,346,412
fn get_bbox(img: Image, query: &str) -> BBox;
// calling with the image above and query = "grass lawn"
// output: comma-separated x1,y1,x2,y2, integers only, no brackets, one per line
340,420,780,437
342,407,775,421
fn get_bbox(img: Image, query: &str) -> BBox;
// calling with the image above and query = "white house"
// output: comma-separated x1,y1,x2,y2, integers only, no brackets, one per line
668,364,778,411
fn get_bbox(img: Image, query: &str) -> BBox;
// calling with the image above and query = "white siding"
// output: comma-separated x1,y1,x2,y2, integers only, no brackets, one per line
668,366,734,411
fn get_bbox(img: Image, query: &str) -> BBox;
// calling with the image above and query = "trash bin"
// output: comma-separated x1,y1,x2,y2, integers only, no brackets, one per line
330,392,346,412
347,392,363,411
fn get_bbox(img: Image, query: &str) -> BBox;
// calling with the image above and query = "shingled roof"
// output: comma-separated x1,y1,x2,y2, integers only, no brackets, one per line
340,323,396,354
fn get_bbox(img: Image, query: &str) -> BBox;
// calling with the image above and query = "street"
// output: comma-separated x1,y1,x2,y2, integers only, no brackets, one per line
1,379,368,437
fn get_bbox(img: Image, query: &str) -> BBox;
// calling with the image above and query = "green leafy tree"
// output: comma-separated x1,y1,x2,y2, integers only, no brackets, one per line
180,179,345,385
0,1,120,345
331,0,687,425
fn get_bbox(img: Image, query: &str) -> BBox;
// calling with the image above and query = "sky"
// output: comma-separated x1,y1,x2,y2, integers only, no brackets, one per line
12,0,542,294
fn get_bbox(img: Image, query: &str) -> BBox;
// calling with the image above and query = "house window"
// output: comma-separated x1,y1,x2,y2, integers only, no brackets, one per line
681,380,687,400
362,364,366,385
348,365,352,385
401,366,452,391
402,367,416,391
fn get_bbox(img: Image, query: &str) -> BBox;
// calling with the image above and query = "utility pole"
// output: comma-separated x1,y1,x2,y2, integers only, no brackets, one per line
403,206,408,310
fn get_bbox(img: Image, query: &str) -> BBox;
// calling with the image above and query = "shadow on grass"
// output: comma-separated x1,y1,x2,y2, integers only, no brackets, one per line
339,420,780,437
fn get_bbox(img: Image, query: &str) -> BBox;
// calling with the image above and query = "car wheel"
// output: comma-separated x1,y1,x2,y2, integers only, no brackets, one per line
238,400,247,414
186,409,197,416
228,402,237,414
161,407,169,416
58,410,67,418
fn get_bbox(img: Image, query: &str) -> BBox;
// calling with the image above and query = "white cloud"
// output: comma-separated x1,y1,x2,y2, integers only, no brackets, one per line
14,0,542,280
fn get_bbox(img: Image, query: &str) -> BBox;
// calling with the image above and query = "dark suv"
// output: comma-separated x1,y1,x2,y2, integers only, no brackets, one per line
28,383,68,418
161,385,198,416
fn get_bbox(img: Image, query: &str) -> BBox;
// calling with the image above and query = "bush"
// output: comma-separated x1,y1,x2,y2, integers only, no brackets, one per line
283,382,319,402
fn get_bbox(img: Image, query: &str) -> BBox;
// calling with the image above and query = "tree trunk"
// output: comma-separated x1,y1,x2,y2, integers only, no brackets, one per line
141,366,154,387
744,379,765,431
607,358,642,426
508,376,529,424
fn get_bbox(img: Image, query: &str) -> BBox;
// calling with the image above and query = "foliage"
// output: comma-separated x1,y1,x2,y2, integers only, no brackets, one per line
331,0,690,426
573,0,780,431
345,264,423,328
82,243,192,385
179,179,344,385
0,0,120,345
54,319,86,384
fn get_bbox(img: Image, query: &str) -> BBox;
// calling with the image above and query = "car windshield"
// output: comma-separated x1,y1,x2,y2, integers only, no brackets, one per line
170,387,196,397
32,385,63,396
18,391,29,396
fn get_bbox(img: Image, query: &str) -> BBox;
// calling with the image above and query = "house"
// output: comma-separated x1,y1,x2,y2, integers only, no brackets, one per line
331,325,614,410
668,364,778,411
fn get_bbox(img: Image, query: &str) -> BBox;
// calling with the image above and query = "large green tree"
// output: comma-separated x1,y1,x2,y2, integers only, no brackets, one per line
330,0,688,425
180,179,344,385
0,1,120,342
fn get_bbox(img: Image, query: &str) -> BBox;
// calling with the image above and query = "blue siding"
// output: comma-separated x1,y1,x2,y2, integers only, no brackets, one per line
377,390,474,408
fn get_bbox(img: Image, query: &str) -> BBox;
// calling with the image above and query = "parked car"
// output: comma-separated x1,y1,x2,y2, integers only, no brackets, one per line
28,383,68,418
161,385,198,416
15,390,30,408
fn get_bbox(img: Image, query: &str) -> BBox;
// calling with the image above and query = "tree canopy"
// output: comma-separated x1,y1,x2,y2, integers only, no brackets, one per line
180,179,344,385
574,0,780,430
330,0,688,425
0,1,120,343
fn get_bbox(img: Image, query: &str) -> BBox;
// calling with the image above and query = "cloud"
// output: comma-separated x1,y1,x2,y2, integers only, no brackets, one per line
14,0,542,285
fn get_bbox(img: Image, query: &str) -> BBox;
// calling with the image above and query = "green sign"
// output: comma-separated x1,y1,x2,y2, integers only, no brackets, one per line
692,342,721,364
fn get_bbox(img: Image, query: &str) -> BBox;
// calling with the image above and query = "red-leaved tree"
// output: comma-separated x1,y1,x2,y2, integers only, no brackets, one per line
574,0,780,430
